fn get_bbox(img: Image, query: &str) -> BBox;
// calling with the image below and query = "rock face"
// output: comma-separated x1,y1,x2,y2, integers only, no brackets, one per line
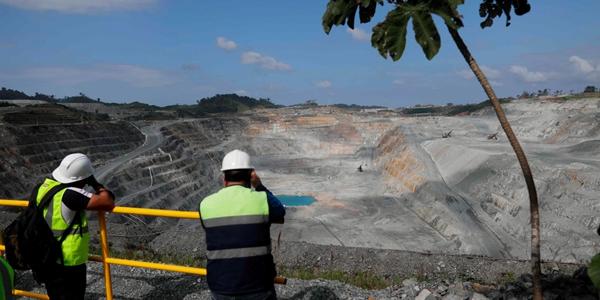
3,98,600,299
2,98,600,276
0,104,144,198
109,98,600,263
245,99,600,262
105,117,248,212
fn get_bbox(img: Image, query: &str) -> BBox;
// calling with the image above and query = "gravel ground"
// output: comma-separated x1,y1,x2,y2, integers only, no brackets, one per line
4,205,598,299
12,233,598,299
14,263,598,300
148,227,587,285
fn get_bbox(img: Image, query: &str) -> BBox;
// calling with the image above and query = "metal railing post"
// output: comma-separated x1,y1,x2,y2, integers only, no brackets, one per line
98,211,114,300
0,199,287,299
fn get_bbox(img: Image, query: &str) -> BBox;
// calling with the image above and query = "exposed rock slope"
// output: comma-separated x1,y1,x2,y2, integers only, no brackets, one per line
0,104,143,198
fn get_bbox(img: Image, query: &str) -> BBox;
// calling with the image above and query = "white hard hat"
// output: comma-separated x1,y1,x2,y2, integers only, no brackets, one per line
221,150,253,171
52,153,95,184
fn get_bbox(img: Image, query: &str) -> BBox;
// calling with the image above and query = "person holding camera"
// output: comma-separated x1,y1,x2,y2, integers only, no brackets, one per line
199,150,285,300
39,153,115,300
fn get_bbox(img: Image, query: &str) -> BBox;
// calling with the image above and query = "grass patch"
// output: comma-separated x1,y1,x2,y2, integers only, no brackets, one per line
498,271,516,285
279,266,403,290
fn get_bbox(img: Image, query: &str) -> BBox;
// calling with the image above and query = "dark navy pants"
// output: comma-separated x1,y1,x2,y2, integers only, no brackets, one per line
44,264,86,300
211,288,277,300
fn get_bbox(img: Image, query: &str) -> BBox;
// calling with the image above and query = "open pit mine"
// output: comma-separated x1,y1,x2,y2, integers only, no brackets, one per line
1,97,600,298
1,98,599,264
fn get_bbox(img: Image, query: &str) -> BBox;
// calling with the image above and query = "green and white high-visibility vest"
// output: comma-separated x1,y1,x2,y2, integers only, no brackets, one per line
37,179,89,266
0,256,14,300
199,185,275,294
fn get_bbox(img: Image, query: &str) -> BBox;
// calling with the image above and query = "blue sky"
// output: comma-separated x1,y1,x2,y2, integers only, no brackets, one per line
0,1,599,107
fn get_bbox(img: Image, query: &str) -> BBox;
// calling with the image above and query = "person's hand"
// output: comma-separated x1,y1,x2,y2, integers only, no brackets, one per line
251,170,262,189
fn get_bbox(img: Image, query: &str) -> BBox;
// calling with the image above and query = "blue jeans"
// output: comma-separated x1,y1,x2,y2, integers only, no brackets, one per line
211,289,276,300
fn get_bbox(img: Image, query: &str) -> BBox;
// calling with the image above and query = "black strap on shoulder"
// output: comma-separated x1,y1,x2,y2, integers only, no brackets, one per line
35,183,67,212
35,183,84,266
58,210,82,243
32,182,82,242
27,183,42,209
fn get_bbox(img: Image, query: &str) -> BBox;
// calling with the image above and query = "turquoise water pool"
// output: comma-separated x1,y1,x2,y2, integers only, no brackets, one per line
276,195,316,206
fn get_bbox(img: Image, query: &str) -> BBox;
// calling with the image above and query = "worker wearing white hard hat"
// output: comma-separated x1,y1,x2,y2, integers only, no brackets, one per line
36,153,115,299
220,149,253,171
52,153,96,184
199,149,285,299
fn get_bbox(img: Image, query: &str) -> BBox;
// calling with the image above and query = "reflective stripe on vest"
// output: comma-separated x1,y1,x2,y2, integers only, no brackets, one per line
206,245,270,260
201,214,269,228
200,185,270,254
0,257,14,300
37,178,89,266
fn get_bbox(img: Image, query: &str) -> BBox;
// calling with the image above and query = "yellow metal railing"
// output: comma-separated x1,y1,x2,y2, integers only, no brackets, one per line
0,199,287,299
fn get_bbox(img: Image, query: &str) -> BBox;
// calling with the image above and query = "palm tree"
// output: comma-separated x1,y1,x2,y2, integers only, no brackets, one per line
322,1,541,298
447,24,542,300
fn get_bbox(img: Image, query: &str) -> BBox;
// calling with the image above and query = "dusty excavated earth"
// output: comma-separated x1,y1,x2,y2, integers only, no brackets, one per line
2,98,600,299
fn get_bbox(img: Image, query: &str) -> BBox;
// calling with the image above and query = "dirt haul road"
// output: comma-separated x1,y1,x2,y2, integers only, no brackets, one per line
96,122,166,183
3,99,599,265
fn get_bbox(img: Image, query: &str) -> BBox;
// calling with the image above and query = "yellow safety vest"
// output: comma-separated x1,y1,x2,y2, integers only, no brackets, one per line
37,179,89,266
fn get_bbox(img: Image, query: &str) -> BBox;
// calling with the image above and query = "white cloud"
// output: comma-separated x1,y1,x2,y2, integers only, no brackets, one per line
315,80,332,88
346,28,369,42
392,79,405,85
241,51,291,71
0,0,156,13
481,66,501,79
569,56,596,74
216,37,237,51
3,64,172,87
457,65,501,80
509,65,550,83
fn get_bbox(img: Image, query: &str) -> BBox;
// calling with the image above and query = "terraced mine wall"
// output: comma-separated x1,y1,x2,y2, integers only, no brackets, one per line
412,99,600,262
2,99,600,269
105,118,248,214
0,104,144,198
98,99,600,264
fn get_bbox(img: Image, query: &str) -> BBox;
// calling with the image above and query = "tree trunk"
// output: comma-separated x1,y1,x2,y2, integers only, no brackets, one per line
447,25,543,300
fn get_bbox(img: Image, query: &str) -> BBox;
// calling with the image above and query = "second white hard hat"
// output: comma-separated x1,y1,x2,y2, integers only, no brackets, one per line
52,153,95,184
221,149,253,171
